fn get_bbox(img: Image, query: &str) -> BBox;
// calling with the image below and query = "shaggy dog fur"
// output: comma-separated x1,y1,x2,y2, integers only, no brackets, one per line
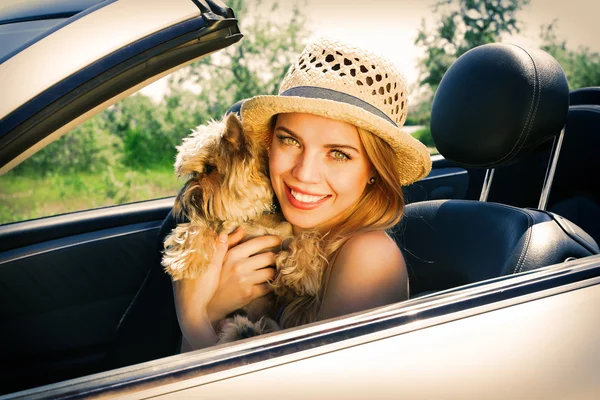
162,113,326,343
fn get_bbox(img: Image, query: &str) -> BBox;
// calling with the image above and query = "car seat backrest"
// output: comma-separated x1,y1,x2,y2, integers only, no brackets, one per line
547,104,600,243
395,200,597,294
570,87,600,106
395,44,599,297
549,105,600,206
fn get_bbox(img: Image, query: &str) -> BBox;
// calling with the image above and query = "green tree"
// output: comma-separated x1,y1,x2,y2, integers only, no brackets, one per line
104,94,174,168
540,21,600,89
12,113,121,175
415,0,529,93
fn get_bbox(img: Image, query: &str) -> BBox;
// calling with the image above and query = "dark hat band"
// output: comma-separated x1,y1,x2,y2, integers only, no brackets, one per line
280,86,398,127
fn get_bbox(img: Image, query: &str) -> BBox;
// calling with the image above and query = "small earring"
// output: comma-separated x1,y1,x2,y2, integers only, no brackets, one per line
368,177,376,184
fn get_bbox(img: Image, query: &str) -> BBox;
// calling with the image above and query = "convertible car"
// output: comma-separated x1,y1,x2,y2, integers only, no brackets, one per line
1,0,599,398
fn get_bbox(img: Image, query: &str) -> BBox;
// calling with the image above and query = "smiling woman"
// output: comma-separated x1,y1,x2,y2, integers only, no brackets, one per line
172,36,431,349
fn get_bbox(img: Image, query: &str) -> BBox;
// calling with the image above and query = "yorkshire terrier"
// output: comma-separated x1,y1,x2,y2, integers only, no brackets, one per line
162,113,325,343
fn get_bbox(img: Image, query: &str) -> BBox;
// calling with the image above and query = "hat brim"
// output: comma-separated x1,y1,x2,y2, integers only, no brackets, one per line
241,95,432,186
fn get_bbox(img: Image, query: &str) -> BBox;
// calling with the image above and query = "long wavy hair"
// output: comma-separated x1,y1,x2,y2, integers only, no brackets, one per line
275,126,406,329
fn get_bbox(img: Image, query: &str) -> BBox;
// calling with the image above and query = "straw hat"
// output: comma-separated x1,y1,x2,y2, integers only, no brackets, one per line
241,37,432,186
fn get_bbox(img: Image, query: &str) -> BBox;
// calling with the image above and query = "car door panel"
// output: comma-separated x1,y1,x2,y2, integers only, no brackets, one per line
0,198,176,394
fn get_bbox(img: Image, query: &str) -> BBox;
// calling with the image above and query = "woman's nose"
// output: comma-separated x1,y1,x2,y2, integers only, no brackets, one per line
292,151,321,183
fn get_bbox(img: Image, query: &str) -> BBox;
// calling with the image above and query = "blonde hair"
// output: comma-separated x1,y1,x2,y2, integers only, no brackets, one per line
277,126,405,328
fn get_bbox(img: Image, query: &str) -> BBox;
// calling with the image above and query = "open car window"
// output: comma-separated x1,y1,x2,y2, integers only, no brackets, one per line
0,78,195,225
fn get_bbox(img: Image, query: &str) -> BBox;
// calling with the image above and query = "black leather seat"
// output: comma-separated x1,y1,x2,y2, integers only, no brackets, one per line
547,99,600,243
392,44,600,296
570,86,600,106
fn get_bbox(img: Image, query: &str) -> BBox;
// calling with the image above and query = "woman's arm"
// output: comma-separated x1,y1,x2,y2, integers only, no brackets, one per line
172,233,228,350
318,230,408,320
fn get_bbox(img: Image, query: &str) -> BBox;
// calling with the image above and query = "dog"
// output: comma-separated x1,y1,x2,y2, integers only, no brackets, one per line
162,113,325,343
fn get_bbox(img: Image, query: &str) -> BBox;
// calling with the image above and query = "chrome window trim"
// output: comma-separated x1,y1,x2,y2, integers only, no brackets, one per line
418,168,468,181
14,255,600,399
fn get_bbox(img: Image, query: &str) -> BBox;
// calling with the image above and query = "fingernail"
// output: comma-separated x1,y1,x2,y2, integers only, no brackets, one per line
218,232,227,243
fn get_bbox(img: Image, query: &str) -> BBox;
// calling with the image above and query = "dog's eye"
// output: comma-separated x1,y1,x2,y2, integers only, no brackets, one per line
204,164,216,175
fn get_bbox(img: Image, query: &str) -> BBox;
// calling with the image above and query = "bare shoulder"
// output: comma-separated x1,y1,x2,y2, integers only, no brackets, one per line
337,230,404,269
318,230,408,320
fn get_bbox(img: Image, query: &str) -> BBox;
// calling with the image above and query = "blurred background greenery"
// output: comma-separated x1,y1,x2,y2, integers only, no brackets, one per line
1,0,599,224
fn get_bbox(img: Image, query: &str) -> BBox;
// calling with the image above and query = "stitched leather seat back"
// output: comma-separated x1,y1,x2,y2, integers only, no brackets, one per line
392,200,598,295
393,44,599,297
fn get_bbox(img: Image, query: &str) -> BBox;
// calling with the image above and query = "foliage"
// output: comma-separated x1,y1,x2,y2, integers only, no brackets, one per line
104,94,176,168
540,21,600,89
405,96,432,126
11,114,121,176
415,0,529,94
412,126,435,148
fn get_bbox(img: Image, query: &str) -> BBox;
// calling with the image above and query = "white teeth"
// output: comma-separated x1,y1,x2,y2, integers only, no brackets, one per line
290,189,327,203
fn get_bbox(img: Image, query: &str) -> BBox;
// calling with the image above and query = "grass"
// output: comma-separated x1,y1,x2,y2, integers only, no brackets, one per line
0,166,184,225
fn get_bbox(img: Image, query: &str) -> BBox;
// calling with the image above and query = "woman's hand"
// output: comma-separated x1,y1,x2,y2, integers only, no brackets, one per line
173,228,282,350
207,227,281,325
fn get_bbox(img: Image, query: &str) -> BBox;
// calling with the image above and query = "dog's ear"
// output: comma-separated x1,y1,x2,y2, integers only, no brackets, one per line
173,179,201,223
173,184,190,223
223,113,245,150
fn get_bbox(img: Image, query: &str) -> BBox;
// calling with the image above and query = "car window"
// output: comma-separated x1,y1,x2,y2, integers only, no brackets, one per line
0,74,209,225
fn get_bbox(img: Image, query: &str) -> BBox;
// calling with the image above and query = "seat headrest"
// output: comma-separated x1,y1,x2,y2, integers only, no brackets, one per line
570,87,600,106
430,43,569,168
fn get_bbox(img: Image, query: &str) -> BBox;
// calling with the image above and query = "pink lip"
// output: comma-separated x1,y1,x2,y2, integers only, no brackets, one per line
284,184,331,210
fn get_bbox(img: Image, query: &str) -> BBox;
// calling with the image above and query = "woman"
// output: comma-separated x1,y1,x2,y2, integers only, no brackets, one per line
174,37,431,351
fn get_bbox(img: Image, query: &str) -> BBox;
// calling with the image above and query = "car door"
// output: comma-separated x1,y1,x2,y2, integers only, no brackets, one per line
0,0,241,393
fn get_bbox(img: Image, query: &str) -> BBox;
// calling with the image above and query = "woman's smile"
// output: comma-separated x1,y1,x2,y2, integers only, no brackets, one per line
285,183,331,210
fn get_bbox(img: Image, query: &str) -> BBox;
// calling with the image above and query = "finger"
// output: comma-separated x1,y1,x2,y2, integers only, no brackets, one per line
209,232,229,268
227,235,283,259
252,283,272,299
228,226,245,248
239,251,277,274
248,266,276,285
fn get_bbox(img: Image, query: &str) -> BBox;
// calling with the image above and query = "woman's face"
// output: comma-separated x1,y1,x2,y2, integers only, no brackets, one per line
269,112,373,232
